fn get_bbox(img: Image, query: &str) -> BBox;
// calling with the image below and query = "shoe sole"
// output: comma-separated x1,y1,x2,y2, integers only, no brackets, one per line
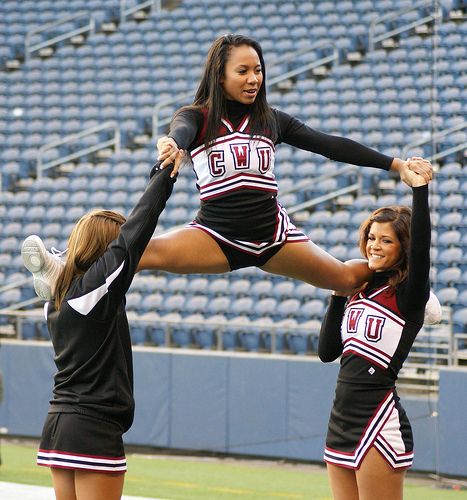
21,235,47,273
21,236,53,300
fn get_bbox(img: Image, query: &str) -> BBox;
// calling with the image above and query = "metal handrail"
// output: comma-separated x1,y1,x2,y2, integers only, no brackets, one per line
0,276,30,294
280,165,358,197
268,41,339,86
368,0,443,51
152,91,193,139
25,12,95,61
428,142,467,163
152,41,338,138
0,297,42,314
120,0,161,22
401,121,467,160
283,165,361,216
37,121,120,178
288,183,361,215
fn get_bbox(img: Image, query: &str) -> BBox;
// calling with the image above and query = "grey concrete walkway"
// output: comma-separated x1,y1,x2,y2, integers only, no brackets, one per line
0,481,169,500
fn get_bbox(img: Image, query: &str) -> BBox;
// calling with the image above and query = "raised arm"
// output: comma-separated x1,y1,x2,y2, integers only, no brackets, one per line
397,158,432,315
77,166,176,318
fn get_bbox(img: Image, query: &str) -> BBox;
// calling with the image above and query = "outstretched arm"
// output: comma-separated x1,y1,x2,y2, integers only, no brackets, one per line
275,110,432,184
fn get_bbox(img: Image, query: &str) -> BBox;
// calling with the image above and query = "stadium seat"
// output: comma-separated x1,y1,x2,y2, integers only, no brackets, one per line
288,319,321,355
250,279,273,299
254,297,278,318
275,298,301,320
436,287,459,305
1,0,466,360
184,295,209,315
436,267,462,286
207,278,230,297
231,279,252,297
194,313,226,349
297,299,326,321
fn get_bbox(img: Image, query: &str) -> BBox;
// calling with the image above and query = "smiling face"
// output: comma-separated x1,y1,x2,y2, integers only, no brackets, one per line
221,44,263,104
365,221,402,272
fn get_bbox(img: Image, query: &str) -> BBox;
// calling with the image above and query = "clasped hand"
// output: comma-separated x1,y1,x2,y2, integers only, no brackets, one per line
156,136,186,177
397,156,433,187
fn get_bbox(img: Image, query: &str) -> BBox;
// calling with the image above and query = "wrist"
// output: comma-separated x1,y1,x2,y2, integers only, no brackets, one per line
411,177,427,188
390,157,404,172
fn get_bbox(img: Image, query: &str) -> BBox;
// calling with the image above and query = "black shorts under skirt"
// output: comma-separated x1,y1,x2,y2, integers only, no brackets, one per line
37,411,127,473
189,204,309,270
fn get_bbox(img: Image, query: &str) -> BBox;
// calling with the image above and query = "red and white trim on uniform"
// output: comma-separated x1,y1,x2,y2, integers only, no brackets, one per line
342,337,392,370
37,449,127,473
341,287,406,369
191,114,278,202
324,390,413,470
188,204,308,256
198,172,278,200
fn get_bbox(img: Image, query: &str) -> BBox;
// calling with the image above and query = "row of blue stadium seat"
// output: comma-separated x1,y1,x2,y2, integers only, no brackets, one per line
0,0,466,345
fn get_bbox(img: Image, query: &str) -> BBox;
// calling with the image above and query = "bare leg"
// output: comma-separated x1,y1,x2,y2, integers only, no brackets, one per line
74,471,125,500
51,468,77,500
356,447,405,500
138,227,230,273
327,463,359,500
261,241,372,293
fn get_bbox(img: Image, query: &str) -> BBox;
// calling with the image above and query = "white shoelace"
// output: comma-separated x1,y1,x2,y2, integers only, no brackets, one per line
51,247,68,260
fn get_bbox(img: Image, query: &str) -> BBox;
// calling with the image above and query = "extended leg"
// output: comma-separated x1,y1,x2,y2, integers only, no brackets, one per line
261,241,372,293
138,227,230,274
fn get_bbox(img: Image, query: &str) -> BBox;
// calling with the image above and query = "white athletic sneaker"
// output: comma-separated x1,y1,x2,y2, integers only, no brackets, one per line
21,235,66,301
424,290,442,325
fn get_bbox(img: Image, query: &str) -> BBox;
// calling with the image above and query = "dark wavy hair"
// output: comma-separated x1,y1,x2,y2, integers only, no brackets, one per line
176,34,277,147
359,205,412,288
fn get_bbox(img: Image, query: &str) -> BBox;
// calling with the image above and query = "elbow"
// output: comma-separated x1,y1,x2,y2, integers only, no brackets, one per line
318,349,335,363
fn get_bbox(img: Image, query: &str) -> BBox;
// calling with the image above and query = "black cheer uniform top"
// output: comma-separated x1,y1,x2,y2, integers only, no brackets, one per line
168,101,394,242
319,185,431,470
45,166,175,432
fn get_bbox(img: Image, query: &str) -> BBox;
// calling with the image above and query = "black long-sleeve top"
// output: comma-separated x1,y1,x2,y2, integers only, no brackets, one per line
45,166,175,431
167,101,394,241
318,185,431,382
170,102,394,168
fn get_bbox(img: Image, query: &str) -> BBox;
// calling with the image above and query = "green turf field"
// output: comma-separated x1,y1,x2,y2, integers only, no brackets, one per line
0,440,465,499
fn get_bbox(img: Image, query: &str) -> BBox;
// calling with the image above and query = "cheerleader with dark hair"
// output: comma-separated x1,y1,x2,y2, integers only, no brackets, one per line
318,164,433,500
24,33,434,307
147,33,432,296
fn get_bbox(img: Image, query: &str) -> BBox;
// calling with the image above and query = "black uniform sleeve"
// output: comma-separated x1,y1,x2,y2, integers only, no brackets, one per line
397,185,431,316
274,109,394,170
318,295,347,362
168,108,203,150
69,166,176,318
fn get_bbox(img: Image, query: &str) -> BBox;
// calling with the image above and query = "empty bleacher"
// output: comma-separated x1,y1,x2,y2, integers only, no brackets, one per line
0,0,465,379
